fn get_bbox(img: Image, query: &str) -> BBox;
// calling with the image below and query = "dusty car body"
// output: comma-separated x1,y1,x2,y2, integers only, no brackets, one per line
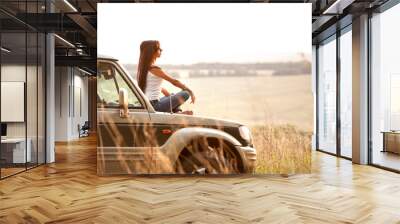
97,55,257,175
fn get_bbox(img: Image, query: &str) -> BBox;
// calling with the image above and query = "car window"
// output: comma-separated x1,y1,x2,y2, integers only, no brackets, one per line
97,62,143,109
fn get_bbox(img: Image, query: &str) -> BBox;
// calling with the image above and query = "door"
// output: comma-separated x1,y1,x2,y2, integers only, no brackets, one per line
97,60,152,175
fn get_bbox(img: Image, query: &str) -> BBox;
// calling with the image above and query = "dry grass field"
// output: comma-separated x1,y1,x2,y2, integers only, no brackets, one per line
252,124,312,174
164,74,313,174
166,74,313,131
100,73,313,174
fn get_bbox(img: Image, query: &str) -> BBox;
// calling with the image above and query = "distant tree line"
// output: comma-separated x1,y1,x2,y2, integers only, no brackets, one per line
124,60,311,78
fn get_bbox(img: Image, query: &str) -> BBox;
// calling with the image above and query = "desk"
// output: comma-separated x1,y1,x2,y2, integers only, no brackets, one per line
382,131,400,154
1,138,31,163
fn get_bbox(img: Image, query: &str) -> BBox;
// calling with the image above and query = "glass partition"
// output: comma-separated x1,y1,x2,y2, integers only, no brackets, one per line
317,35,337,154
339,27,352,158
1,31,28,177
0,2,46,179
27,30,38,169
371,3,400,171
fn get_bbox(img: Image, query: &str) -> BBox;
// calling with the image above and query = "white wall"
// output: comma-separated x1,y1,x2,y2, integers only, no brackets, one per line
71,72,89,138
1,64,46,164
55,66,69,141
54,67,89,141
1,65,27,138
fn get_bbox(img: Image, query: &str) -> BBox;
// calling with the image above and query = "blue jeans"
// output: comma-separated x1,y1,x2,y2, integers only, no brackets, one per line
150,90,190,113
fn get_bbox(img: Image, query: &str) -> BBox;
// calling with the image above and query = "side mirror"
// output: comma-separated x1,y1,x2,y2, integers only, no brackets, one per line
98,63,115,80
119,88,129,118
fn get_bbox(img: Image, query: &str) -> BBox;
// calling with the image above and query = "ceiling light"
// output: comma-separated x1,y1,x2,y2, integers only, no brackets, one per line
323,0,355,15
1,47,11,53
78,67,92,76
63,0,78,12
54,34,75,48
76,48,84,55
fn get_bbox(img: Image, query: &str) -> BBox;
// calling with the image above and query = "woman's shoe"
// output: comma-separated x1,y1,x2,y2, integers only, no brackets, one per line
177,110,193,115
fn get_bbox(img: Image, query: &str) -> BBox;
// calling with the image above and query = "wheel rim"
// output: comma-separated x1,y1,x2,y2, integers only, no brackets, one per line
176,137,241,174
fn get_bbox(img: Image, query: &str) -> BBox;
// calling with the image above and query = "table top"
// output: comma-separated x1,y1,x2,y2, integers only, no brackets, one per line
1,138,28,143
381,131,400,134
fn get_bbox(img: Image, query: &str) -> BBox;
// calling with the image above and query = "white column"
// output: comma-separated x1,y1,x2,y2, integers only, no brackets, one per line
352,14,369,164
46,33,55,163
45,0,55,163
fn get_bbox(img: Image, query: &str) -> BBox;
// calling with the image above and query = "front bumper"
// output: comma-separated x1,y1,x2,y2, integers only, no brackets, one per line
237,146,257,173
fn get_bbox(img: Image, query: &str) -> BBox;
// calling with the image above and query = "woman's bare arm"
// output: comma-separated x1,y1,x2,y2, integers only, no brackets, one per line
150,67,187,89
149,67,196,103
161,87,170,97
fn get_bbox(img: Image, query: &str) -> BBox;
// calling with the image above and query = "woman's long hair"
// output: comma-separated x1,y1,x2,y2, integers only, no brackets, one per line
137,40,160,92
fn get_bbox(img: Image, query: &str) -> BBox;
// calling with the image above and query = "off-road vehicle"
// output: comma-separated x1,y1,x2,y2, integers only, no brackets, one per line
97,55,257,175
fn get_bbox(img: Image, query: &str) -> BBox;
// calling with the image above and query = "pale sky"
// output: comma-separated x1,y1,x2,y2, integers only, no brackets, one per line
98,3,311,65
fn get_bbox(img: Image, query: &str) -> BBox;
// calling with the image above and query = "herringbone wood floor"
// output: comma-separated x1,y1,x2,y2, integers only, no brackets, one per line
1,136,400,223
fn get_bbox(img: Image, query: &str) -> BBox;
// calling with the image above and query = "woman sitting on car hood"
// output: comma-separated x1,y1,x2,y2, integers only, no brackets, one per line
136,40,195,115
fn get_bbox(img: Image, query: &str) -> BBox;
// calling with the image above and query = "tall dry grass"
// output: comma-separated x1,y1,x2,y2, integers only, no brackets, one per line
251,124,312,174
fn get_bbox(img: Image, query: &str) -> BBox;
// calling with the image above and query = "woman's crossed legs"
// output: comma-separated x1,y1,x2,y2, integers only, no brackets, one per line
151,90,191,114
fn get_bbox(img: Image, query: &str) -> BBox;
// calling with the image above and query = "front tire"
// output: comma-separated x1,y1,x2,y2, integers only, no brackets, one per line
175,137,241,174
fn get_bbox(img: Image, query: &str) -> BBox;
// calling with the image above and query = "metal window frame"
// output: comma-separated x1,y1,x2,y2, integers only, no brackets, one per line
316,33,339,156
315,20,353,161
0,18,2,179
0,0,47,180
336,27,341,157
338,24,353,160
315,44,319,151
367,10,373,166
367,0,400,173
316,0,400,172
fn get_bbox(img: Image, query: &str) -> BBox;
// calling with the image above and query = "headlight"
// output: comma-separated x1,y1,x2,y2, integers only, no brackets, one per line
238,125,252,144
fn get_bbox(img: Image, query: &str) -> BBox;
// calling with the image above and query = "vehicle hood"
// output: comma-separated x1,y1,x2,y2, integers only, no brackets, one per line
150,112,243,128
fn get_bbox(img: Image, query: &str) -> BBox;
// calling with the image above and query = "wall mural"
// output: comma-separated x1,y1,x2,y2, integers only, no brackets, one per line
97,3,312,175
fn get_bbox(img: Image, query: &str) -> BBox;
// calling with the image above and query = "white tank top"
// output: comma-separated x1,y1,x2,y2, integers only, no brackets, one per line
145,70,163,100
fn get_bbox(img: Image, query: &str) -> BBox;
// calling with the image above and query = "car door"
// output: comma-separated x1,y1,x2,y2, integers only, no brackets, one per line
97,60,154,174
